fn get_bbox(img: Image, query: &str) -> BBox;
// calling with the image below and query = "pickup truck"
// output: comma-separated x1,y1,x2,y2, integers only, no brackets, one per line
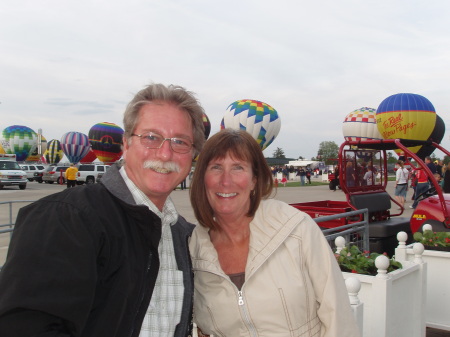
290,138,450,256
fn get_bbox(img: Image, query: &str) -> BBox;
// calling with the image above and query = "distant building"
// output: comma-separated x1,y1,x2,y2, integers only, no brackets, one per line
265,157,295,166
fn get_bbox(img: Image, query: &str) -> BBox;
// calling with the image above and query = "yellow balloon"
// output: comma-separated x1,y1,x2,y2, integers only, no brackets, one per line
376,93,436,153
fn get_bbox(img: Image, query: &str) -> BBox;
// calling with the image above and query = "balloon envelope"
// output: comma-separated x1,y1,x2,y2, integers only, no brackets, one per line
202,113,211,140
220,99,281,151
80,149,98,163
61,132,91,164
342,107,382,141
376,93,436,153
45,139,64,164
0,125,37,161
415,114,446,160
88,122,123,163
26,135,47,162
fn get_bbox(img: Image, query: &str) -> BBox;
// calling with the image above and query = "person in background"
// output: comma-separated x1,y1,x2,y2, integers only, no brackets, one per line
280,174,287,186
180,178,187,190
0,83,206,337
65,163,78,188
410,166,430,209
306,168,312,184
443,162,450,193
345,161,356,187
299,166,306,185
363,165,375,185
436,160,444,178
189,129,360,337
425,156,437,174
394,160,409,209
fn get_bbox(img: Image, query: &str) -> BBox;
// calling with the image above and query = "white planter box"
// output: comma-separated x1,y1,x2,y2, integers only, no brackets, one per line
341,258,427,337
396,240,450,331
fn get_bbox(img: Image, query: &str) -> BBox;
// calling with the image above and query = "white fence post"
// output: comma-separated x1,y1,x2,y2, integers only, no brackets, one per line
345,277,364,336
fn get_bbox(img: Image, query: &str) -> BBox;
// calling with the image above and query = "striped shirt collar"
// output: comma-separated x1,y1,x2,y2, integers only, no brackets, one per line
119,166,178,224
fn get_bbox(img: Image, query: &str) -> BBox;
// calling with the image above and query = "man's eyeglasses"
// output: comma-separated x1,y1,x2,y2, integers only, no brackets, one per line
131,132,193,154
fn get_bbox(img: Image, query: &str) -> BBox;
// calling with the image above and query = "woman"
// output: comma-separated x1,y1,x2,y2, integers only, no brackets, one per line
394,160,409,209
189,129,360,337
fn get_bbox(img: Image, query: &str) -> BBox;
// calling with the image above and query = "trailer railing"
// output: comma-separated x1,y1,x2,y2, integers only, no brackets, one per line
314,208,369,252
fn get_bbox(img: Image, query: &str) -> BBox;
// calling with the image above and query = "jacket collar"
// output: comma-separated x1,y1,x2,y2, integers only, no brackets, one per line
100,163,137,205
191,199,306,279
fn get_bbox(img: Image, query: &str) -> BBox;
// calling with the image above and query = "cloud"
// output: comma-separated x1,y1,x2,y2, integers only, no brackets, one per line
1,0,450,159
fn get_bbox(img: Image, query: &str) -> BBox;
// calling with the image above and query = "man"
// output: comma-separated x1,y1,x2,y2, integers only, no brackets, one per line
436,160,444,177
0,84,206,337
425,156,437,174
65,163,78,188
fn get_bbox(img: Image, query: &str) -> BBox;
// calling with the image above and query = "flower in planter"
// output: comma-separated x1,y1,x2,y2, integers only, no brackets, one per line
413,229,450,249
335,245,402,276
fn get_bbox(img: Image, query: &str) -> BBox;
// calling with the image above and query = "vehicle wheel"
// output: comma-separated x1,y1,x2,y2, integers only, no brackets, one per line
27,178,33,182
57,177,65,185
48,181,54,184
329,181,335,190
0,185,3,190
86,177,95,184
19,184,26,190
38,180,43,183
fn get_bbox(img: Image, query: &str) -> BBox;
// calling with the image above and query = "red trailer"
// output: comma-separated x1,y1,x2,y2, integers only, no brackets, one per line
290,138,450,256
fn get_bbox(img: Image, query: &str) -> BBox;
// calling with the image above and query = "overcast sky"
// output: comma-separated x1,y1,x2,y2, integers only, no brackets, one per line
1,0,450,160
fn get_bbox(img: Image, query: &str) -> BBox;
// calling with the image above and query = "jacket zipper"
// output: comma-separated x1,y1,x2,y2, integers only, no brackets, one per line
197,268,258,337
128,250,153,337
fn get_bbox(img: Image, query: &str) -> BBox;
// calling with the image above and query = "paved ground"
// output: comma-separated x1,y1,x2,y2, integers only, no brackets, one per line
0,179,448,336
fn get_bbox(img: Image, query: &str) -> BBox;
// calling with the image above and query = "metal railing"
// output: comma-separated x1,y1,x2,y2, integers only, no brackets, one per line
0,203,370,270
314,208,369,252
0,200,35,270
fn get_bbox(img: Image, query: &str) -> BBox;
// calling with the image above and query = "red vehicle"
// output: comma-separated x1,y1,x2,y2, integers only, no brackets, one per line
291,138,450,256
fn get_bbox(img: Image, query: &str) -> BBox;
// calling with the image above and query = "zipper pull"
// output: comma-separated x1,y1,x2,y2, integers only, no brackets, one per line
238,291,244,306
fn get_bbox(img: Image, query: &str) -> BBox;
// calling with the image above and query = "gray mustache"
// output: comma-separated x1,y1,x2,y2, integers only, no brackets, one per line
143,160,180,173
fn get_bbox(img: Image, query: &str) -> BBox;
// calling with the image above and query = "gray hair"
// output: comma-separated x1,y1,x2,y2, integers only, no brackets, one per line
123,83,206,157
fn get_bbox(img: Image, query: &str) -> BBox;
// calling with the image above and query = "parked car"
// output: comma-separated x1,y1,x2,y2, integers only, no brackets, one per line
42,165,69,184
19,164,47,181
76,164,110,184
0,157,27,190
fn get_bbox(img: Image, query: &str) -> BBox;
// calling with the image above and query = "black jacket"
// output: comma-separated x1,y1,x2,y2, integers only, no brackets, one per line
0,164,194,337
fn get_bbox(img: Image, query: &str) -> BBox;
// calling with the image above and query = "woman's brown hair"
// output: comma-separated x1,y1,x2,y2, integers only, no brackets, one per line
190,129,274,230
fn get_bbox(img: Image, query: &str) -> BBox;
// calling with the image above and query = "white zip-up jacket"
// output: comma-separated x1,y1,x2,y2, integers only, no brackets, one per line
190,199,360,337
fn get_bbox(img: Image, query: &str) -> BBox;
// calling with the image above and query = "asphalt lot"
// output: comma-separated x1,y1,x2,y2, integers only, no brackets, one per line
0,177,415,267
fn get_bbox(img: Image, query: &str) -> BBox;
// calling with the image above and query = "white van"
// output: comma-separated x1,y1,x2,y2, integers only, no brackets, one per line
0,154,28,190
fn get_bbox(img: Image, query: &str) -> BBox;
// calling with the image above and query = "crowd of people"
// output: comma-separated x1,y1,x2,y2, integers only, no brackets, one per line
271,165,321,186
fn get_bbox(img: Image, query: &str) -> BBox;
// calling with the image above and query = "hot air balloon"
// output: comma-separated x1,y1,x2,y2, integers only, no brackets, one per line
202,113,211,140
342,107,382,141
80,149,98,163
45,139,64,165
88,122,123,163
415,114,446,160
220,99,281,151
26,135,47,162
376,93,436,153
60,132,91,164
0,125,37,161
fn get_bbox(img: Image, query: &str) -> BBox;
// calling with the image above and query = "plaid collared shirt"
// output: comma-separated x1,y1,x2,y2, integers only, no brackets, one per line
120,168,184,337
